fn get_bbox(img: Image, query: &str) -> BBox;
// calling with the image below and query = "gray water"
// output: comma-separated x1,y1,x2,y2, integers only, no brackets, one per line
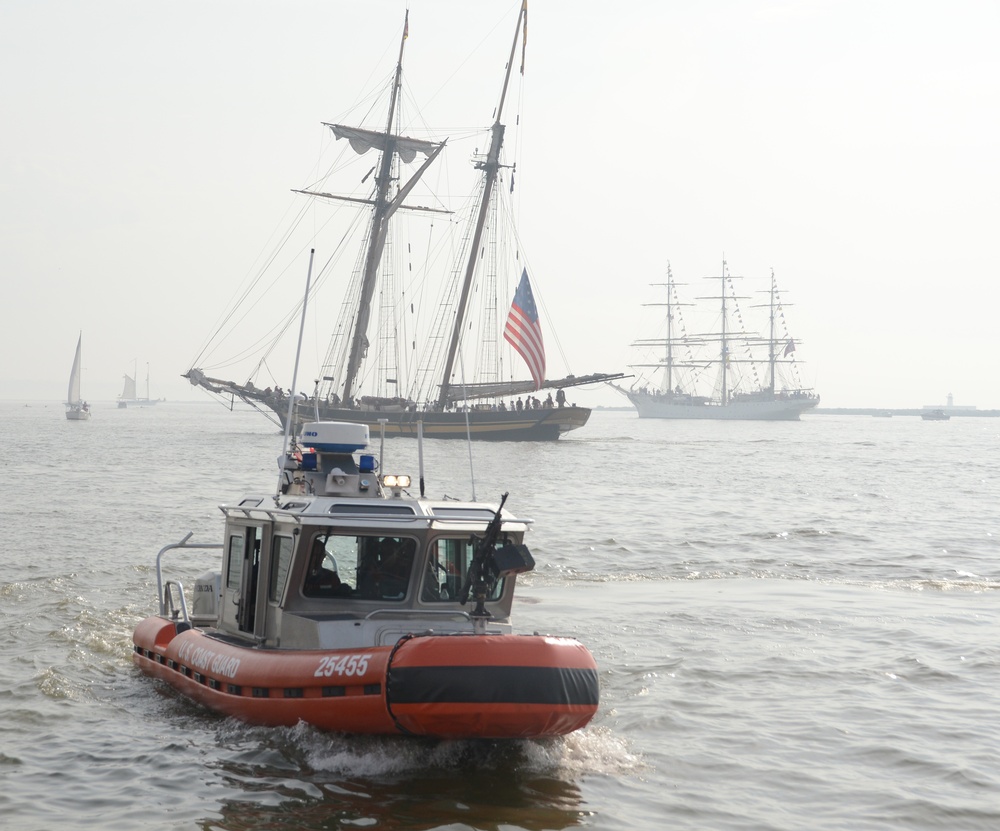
2,400,999,830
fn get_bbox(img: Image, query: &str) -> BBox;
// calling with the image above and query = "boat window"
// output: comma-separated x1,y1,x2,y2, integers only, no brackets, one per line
303,533,417,602
421,537,506,603
269,534,294,602
328,504,416,516
429,507,498,520
226,534,244,590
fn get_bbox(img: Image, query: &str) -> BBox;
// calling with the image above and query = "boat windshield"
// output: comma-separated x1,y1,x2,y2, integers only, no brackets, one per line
303,533,416,601
420,536,506,603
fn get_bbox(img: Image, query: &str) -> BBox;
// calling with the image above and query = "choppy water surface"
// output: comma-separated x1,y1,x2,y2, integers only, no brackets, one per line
2,401,999,830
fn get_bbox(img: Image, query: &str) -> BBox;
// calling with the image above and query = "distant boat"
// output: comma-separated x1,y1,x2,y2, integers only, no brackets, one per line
118,361,158,408
921,409,950,421
614,262,819,421
183,9,621,440
65,333,91,421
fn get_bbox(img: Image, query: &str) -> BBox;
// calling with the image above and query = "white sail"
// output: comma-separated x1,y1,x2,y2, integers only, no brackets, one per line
67,334,83,404
120,373,137,401
65,333,91,420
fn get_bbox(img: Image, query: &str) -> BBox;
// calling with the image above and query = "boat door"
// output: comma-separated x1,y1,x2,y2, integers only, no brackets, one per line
221,522,271,638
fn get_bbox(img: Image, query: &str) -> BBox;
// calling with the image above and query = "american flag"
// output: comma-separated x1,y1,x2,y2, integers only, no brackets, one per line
504,268,545,389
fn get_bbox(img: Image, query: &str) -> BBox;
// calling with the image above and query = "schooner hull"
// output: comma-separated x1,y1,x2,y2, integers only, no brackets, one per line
184,371,600,440
287,403,591,440
628,393,817,421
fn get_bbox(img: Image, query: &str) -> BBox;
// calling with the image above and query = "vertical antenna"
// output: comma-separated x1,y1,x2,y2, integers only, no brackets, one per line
378,418,388,476
276,248,316,502
417,420,425,497
456,347,476,501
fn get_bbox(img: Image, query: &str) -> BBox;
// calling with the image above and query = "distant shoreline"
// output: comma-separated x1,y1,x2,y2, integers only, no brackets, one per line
593,405,1000,417
812,408,999,417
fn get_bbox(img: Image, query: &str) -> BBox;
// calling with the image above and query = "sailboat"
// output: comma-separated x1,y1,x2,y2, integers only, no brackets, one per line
184,6,621,440
65,333,91,421
615,261,819,420
118,361,158,408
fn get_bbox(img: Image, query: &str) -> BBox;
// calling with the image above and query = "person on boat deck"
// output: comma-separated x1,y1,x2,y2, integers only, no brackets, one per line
304,537,342,597
381,539,416,598
556,388,566,408
358,538,415,600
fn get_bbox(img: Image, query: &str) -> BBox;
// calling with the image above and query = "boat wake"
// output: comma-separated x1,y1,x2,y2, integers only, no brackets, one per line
218,720,643,779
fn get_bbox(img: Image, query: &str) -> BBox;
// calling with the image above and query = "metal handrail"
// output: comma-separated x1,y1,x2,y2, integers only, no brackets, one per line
220,504,532,527
155,532,224,617
162,579,189,623
363,608,472,621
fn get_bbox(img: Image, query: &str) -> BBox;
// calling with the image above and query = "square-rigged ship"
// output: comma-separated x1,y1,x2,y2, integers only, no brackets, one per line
616,261,819,420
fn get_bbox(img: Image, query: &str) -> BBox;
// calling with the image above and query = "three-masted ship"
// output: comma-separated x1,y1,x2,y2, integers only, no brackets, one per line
617,261,819,420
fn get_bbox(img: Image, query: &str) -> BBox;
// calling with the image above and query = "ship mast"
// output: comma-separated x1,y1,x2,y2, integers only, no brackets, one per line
310,13,446,405
720,259,729,406
646,263,689,396
338,15,410,404
767,270,777,395
664,265,676,393
436,2,527,410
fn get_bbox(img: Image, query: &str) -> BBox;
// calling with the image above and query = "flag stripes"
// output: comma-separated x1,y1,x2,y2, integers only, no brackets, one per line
504,269,545,390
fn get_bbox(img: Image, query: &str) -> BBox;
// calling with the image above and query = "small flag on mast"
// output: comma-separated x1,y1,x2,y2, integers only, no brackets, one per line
504,268,545,390
783,339,796,356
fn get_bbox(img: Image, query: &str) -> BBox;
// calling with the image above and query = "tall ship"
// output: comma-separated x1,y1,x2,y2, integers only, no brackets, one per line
616,261,818,421
185,7,620,440
118,361,159,408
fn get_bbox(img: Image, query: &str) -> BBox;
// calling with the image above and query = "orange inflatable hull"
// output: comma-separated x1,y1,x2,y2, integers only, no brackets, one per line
132,617,598,738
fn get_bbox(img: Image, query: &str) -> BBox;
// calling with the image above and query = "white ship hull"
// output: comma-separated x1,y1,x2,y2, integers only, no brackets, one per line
628,392,818,421
621,262,819,423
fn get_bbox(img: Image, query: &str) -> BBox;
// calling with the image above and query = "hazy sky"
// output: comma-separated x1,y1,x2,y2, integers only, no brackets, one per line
4,0,998,410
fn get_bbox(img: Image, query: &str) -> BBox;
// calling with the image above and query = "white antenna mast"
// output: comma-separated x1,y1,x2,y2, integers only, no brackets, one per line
275,249,316,502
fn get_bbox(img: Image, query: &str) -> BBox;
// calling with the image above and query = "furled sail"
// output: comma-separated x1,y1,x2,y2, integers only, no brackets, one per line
438,373,625,406
325,124,440,164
